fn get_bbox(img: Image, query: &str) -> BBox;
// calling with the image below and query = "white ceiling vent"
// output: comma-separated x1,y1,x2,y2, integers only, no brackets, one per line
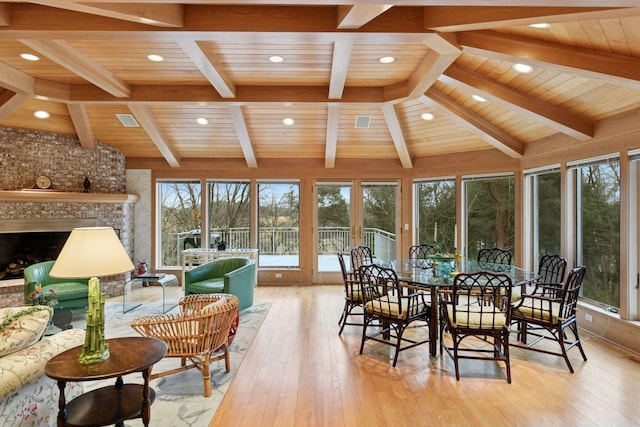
116,113,140,128
354,115,371,129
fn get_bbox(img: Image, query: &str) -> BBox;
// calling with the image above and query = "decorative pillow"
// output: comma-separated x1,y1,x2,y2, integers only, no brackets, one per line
201,295,228,315
0,305,53,357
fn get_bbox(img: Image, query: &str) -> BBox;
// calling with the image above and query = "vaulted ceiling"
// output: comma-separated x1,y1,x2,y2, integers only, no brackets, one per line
1,1,640,169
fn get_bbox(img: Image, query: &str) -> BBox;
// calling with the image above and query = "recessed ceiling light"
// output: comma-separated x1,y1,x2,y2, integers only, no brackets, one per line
283,118,295,126
472,94,487,103
421,113,434,121
529,23,550,29
269,56,284,63
34,110,51,119
196,118,209,125
379,56,395,64
147,54,164,62
20,53,40,61
513,63,534,74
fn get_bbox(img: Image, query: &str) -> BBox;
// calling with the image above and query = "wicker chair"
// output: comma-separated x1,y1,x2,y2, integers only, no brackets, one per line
337,253,363,335
439,271,513,383
130,293,239,397
511,266,587,373
358,263,431,367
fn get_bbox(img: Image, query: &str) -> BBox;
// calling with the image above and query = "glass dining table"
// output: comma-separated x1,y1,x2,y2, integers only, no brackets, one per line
382,259,539,356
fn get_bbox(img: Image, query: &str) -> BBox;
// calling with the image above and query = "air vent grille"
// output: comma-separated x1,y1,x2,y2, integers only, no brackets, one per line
354,115,371,129
116,114,139,128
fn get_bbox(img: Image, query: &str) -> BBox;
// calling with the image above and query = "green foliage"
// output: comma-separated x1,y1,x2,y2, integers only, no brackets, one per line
317,186,349,227
466,177,515,258
580,162,620,308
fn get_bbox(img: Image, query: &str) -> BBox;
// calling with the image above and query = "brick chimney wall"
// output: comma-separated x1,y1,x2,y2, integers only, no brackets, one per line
0,127,135,298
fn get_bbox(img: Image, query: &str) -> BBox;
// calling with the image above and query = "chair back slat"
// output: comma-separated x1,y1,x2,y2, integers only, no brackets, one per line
409,244,434,260
559,266,586,320
350,245,373,272
477,247,512,265
538,254,567,285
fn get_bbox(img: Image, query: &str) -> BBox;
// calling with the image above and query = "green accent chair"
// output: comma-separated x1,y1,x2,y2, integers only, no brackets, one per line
184,257,256,310
24,260,90,314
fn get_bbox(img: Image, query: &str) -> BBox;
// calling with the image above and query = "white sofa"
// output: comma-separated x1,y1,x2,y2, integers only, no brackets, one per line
0,306,85,427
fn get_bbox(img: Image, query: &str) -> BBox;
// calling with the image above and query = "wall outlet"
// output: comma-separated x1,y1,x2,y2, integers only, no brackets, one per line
585,313,593,322
275,273,282,278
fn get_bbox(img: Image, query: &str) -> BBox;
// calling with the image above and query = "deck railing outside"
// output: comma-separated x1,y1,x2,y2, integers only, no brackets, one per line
173,226,395,264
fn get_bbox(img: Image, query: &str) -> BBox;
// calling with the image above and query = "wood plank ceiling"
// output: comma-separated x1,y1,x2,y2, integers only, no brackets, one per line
1,1,640,169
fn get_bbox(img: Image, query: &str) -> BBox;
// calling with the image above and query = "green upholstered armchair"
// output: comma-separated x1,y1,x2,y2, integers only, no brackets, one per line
24,261,90,312
184,257,256,310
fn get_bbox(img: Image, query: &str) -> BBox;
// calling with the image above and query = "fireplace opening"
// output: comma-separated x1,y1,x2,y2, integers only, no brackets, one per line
0,231,70,280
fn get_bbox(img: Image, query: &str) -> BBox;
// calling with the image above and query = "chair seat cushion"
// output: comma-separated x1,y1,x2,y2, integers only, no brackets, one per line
446,305,508,329
512,303,560,324
345,289,362,302
188,279,224,294
364,295,426,320
43,283,88,300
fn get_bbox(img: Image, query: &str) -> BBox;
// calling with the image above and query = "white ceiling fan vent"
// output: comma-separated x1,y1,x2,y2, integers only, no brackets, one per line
116,113,140,128
354,115,371,129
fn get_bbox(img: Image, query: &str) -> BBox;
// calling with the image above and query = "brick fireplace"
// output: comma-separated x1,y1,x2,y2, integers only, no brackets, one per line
0,127,138,305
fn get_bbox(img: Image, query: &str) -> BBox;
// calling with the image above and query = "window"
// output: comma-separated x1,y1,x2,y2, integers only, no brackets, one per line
414,179,456,253
362,182,398,261
258,181,300,267
157,180,201,267
207,181,251,250
525,168,561,269
464,174,515,260
573,157,621,309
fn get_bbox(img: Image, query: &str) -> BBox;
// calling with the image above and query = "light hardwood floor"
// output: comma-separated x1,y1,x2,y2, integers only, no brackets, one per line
209,285,640,427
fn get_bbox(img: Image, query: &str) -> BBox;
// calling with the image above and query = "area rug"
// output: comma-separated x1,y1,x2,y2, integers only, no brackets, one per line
77,301,270,427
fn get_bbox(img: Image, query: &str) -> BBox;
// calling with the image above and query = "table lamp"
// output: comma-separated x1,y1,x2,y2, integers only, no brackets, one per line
50,227,134,364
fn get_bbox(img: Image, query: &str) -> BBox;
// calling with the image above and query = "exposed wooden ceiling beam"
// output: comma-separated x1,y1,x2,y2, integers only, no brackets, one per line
440,63,593,140
423,7,629,32
229,105,257,168
178,40,236,98
30,1,184,27
0,3,9,25
65,85,385,104
0,91,27,119
324,104,339,168
384,33,460,102
328,39,354,100
19,39,130,97
0,4,429,39
67,104,95,149
336,4,393,29
127,104,181,167
0,61,34,94
458,30,640,90
381,103,413,168
420,90,524,158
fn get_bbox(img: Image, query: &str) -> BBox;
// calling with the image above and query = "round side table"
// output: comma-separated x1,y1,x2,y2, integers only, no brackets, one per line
45,336,167,427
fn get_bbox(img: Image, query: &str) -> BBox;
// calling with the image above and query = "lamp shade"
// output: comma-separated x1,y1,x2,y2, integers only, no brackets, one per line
50,227,134,278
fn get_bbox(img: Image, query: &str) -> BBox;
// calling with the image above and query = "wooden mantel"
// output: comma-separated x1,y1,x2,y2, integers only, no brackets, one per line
0,190,139,204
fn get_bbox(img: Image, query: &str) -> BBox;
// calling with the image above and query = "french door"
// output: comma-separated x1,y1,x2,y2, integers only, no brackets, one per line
314,180,399,283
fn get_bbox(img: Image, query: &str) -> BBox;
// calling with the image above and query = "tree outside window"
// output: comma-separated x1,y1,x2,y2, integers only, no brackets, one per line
258,181,300,267
577,160,620,309
465,176,515,261
415,179,456,253
157,181,201,267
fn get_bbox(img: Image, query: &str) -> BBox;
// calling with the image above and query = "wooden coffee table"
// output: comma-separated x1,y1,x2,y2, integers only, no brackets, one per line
45,337,168,427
